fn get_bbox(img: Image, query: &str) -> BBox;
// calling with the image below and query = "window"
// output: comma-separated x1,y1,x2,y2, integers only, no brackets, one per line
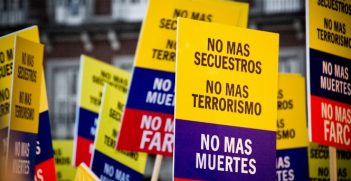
112,0,147,21
112,55,134,72
46,59,80,139
279,47,305,75
54,0,88,25
0,0,27,25
264,0,302,14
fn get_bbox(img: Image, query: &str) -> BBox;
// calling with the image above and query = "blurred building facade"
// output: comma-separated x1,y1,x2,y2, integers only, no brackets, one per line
0,0,305,180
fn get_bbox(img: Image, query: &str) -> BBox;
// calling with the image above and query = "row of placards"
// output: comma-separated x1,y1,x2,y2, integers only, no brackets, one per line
0,26,58,181
71,47,350,180
51,140,351,181
1,34,350,180
0,25,144,180
73,55,148,180
71,43,349,180
1,0,350,180
62,60,351,180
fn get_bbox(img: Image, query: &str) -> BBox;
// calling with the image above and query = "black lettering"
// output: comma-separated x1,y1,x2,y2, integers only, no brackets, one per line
191,12,212,22
277,119,285,128
276,129,295,140
255,61,262,74
109,108,121,122
159,18,177,30
277,100,293,110
192,94,262,116
193,51,262,75
173,9,188,18
278,89,283,99
244,44,250,57
310,147,329,159
0,52,4,63
166,39,176,50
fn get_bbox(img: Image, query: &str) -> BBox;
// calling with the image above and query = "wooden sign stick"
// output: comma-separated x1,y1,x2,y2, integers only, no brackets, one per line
329,147,337,181
151,155,163,181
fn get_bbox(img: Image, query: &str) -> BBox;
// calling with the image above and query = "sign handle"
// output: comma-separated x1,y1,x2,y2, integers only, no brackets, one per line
329,147,337,181
151,155,163,181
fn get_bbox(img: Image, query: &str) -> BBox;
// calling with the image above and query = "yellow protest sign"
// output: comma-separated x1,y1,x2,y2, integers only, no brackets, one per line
276,74,309,180
174,18,279,180
0,26,40,181
9,36,43,133
53,140,77,181
308,0,351,60
75,163,99,181
135,0,248,72
91,84,147,180
277,74,308,149
74,55,130,166
0,26,39,129
307,0,351,150
78,55,129,113
308,143,351,180
6,36,43,180
175,18,279,131
118,0,249,156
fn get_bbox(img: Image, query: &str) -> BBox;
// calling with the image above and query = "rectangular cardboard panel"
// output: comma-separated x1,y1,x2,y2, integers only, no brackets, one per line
118,0,249,156
174,18,279,180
